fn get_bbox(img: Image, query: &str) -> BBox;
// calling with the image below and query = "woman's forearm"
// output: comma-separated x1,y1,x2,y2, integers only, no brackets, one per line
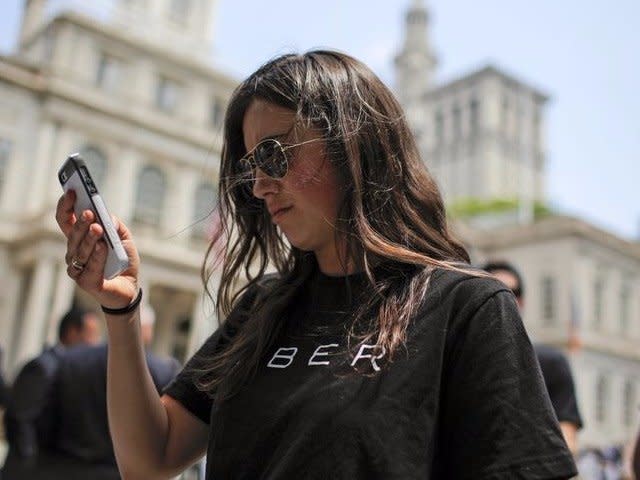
106,310,171,478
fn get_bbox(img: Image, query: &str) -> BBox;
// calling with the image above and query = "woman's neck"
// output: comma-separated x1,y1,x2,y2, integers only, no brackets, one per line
314,242,358,277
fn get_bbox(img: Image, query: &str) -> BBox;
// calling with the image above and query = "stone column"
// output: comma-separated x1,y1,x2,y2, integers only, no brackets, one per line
26,121,57,214
45,262,76,345
155,298,179,357
13,257,57,369
162,165,198,237
110,145,140,224
47,125,76,207
0,264,25,374
186,288,217,358
18,0,47,47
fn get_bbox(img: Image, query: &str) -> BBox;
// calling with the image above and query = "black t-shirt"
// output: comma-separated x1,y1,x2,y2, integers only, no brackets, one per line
165,267,577,479
534,343,583,429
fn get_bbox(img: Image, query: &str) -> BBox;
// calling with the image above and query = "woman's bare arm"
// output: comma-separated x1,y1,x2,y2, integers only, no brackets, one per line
55,191,209,477
106,313,209,478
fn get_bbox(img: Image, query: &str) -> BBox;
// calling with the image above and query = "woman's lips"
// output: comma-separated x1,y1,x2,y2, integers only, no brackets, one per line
271,206,292,222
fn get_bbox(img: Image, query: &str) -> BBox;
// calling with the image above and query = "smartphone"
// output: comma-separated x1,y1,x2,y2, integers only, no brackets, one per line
58,153,129,279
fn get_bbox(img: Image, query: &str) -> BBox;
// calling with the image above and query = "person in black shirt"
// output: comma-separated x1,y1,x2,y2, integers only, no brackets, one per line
0,346,7,409
483,260,583,454
55,50,577,479
3,307,100,458
2,306,101,478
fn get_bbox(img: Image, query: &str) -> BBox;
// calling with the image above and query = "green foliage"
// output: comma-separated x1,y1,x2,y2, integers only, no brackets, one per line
448,197,553,220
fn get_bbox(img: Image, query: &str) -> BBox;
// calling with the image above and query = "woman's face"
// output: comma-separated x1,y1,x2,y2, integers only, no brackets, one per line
242,99,344,271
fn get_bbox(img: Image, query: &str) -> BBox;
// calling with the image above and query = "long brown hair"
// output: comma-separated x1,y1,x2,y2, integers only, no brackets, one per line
199,50,470,403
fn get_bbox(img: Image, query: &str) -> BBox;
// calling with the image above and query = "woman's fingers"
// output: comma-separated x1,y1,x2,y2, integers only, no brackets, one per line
76,238,108,288
65,209,94,266
66,222,103,278
55,190,77,236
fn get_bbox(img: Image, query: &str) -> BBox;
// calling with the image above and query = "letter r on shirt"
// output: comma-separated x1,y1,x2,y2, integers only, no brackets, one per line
267,347,298,368
351,344,386,372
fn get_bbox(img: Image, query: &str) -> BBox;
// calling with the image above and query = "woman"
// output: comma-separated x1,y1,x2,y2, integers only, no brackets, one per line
55,50,577,479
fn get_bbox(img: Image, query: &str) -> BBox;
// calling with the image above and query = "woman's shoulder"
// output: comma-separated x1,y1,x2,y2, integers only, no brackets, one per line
425,265,513,317
431,264,509,296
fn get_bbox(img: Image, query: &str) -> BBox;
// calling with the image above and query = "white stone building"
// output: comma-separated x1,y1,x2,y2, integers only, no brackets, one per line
396,0,547,221
0,0,236,374
1,0,638,455
396,0,640,450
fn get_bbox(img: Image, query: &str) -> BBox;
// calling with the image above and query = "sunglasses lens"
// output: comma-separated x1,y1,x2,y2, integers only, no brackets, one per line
255,140,288,178
236,157,254,182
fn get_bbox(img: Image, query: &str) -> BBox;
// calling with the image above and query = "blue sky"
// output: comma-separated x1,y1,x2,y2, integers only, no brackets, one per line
1,0,638,240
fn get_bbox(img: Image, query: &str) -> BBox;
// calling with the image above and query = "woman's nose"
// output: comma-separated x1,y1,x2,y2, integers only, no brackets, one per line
252,167,279,199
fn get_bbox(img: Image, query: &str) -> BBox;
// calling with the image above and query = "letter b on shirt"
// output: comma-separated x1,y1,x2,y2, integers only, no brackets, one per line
267,347,298,368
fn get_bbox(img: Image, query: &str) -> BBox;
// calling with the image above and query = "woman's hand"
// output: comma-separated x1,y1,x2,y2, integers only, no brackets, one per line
55,190,141,309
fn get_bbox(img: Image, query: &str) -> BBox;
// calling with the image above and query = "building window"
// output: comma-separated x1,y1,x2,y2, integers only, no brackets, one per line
210,98,225,128
452,104,461,139
155,76,181,113
469,98,479,134
78,145,108,189
434,111,444,146
501,96,509,132
96,54,122,92
192,183,217,239
593,274,605,329
514,106,523,146
42,26,56,63
533,109,541,145
620,284,630,333
623,381,636,426
169,0,191,23
134,166,166,226
0,138,12,196
541,275,556,325
595,375,609,423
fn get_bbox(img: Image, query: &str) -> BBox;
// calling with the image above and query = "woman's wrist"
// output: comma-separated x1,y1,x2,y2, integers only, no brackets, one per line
101,288,143,315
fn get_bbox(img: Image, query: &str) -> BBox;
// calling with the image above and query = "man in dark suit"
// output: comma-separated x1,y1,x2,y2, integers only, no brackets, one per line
0,346,7,409
483,260,583,454
3,304,180,479
3,307,100,457
2,306,101,478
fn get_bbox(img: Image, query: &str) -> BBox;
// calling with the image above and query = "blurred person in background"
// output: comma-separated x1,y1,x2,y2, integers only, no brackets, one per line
483,260,583,454
3,306,100,464
139,304,182,380
3,304,179,479
632,430,640,480
0,346,7,410
31,302,179,479
0,345,7,479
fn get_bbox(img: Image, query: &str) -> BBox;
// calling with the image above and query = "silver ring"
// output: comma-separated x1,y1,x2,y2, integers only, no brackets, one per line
71,258,86,272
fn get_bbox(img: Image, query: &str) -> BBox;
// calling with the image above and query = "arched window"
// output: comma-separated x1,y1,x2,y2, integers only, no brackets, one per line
593,273,605,329
0,138,12,197
78,145,108,189
192,183,217,239
623,381,636,426
169,0,191,23
620,282,631,333
540,275,556,325
595,375,609,424
469,97,479,133
134,166,166,226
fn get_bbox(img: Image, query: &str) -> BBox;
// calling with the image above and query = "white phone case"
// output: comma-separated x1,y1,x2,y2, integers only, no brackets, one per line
58,153,129,279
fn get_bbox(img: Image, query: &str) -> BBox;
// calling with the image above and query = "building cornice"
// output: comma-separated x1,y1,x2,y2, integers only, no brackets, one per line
425,64,550,103
20,10,238,88
454,214,640,261
0,55,224,152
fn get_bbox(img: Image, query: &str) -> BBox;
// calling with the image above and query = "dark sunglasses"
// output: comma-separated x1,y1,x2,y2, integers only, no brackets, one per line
236,138,297,182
